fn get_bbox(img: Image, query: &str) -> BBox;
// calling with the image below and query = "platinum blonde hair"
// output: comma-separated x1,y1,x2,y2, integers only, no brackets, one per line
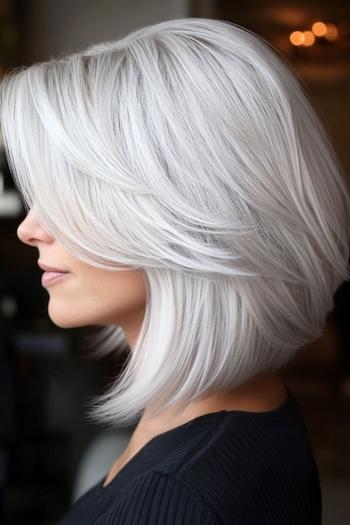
1,18,350,428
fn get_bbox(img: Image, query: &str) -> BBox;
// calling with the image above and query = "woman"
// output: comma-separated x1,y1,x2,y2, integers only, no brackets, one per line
1,17,349,525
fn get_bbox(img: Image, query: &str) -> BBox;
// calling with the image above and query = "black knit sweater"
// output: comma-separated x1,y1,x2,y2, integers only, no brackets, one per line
58,386,322,524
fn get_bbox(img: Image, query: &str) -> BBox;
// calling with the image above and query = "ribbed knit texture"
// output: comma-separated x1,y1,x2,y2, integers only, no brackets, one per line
58,386,322,524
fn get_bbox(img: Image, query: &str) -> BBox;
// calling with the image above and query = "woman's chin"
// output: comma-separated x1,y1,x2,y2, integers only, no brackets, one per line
48,316,81,329
47,304,85,329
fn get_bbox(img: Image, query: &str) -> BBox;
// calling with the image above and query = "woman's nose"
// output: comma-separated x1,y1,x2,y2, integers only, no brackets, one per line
17,209,54,246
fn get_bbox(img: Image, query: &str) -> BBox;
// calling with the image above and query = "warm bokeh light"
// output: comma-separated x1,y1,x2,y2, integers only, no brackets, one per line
325,23,339,42
290,22,340,49
303,30,316,47
290,30,304,46
312,21,327,37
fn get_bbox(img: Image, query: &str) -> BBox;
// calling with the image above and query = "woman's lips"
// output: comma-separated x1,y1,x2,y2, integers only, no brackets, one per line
41,271,70,287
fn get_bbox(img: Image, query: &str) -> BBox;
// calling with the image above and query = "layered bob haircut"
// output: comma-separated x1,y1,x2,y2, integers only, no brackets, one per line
1,18,350,428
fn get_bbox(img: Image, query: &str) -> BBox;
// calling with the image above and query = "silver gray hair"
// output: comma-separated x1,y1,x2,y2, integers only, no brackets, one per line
1,17,349,427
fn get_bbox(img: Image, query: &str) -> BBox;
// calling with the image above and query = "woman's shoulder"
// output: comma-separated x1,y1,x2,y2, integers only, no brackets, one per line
60,391,322,524
160,386,317,481
98,393,321,524
96,451,321,525
150,390,321,524
166,392,322,524
94,470,221,524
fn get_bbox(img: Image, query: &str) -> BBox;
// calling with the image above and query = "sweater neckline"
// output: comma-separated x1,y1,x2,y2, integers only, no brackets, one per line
98,384,296,491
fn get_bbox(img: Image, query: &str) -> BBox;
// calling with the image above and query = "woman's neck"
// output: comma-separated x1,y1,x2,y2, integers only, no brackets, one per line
124,371,287,462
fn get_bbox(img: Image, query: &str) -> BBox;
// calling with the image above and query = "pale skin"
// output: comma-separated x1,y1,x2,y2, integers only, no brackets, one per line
17,208,288,488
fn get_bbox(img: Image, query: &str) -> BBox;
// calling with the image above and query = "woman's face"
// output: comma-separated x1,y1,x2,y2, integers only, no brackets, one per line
16,208,147,348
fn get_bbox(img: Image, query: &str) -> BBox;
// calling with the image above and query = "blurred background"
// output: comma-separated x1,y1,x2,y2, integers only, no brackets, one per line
0,1,349,524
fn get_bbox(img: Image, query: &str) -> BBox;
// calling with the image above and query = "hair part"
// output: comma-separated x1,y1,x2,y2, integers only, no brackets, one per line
1,17,350,427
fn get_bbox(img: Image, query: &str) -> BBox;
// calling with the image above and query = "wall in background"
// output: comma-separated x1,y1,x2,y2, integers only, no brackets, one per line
18,0,189,63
